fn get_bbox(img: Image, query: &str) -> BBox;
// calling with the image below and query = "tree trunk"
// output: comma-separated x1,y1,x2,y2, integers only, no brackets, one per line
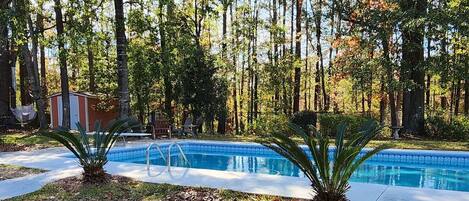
54,0,70,129
304,0,309,110
221,5,227,57
272,0,280,112
217,3,229,134
379,78,387,125
9,45,16,111
19,53,32,105
37,4,47,109
0,1,11,119
247,23,253,125
253,2,259,120
361,84,365,114
314,0,323,111
288,0,294,113
464,80,468,116
87,39,95,93
114,0,131,119
425,37,431,107
282,0,289,115
0,51,10,115
454,80,461,116
231,4,240,134
282,0,286,55
240,53,245,131
400,0,426,135
383,36,398,131
24,17,47,129
159,2,173,123
327,0,335,77
293,0,303,113
449,81,454,121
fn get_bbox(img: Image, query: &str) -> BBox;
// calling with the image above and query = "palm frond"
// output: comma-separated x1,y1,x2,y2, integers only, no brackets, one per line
261,119,391,200
42,118,138,179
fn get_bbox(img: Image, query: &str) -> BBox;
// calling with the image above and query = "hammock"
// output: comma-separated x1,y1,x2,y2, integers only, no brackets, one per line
10,104,37,124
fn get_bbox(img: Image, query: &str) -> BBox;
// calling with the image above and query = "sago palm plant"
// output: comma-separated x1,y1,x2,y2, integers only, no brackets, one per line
43,118,138,183
260,121,390,201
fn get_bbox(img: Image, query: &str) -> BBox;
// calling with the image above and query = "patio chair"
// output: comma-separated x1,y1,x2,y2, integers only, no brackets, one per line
172,117,194,137
174,116,204,137
193,116,203,136
150,117,172,139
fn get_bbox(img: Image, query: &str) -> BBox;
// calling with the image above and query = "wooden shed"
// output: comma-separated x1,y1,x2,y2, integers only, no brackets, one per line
49,92,118,131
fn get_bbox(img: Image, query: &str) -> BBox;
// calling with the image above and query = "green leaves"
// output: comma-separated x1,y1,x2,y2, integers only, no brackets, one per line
260,120,390,200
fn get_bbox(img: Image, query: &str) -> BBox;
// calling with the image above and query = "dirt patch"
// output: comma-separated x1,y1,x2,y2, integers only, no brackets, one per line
52,174,133,192
0,143,52,152
162,187,224,201
0,164,47,181
0,143,29,152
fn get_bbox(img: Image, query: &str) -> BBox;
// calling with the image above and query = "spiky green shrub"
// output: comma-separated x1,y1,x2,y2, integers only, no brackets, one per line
318,113,378,137
260,121,390,201
42,118,138,183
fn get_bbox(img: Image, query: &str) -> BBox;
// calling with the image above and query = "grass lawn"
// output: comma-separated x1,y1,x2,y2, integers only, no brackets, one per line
0,164,47,181
1,130,468,151
0,131,61,151
7,175,304,201
195,134,469,151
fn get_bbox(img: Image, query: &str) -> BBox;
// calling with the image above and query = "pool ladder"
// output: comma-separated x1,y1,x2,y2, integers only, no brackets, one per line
146,142,190,171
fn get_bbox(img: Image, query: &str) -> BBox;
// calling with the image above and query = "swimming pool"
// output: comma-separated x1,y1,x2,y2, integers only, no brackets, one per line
106,141,469,192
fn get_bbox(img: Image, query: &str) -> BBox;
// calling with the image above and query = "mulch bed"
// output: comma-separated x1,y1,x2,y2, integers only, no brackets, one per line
0,143,31,152
50,175,233,201
52,175,133,193
0,143,48,152
43,175,307,201
0,164,47,181
162,187,225,201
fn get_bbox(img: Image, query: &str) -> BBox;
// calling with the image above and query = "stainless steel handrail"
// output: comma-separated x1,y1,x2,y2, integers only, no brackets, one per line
146,143,166,171
167,142,190,168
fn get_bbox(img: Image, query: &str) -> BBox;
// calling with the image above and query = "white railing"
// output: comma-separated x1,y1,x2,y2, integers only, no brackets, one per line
146,142,190,172
146,143,166,171
167,142,190,168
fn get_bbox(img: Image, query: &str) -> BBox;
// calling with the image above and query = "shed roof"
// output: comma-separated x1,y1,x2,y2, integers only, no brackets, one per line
49,91,98,98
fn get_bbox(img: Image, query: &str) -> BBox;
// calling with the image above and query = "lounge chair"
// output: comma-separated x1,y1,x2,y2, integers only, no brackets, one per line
118,132,152,143
85,131,152,144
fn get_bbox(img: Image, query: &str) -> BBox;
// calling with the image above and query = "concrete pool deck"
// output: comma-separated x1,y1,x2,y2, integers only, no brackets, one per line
1,140,469,201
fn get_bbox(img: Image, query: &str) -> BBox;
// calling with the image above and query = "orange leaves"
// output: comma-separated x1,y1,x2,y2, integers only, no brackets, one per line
332,36,361,49
366,0,398,11
347,37,361,48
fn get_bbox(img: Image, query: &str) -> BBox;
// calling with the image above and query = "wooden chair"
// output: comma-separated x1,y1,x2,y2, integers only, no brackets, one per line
150,118,172,139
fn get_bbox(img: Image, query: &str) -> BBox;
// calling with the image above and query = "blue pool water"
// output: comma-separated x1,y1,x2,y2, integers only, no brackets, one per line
107,142,469,192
